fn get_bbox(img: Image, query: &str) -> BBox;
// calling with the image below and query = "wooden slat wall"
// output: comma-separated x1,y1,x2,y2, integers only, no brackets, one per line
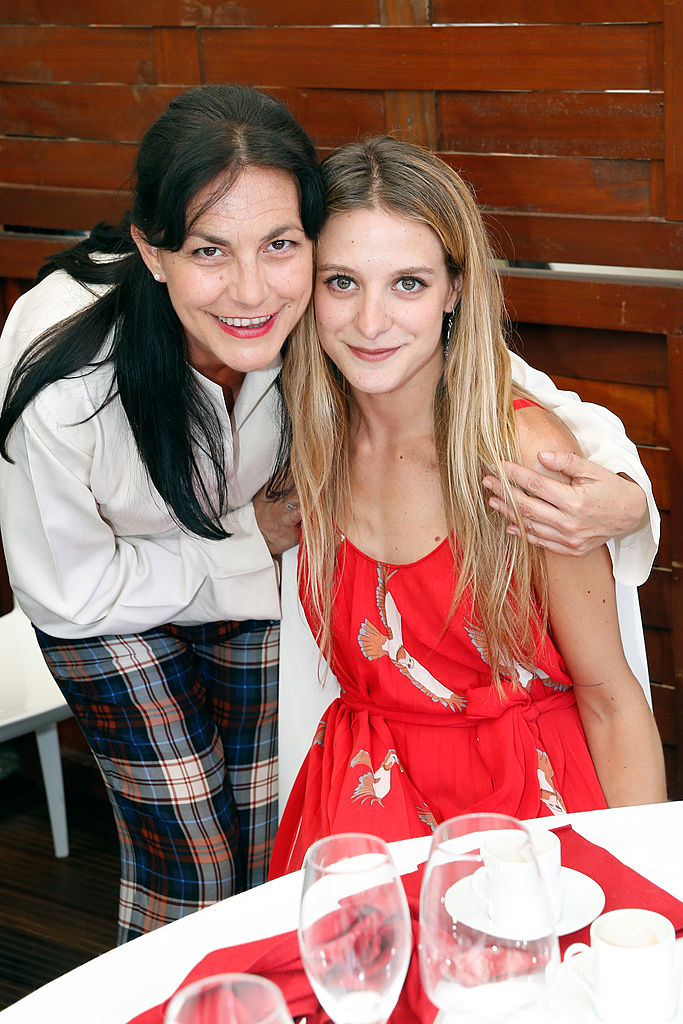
1,1,682,788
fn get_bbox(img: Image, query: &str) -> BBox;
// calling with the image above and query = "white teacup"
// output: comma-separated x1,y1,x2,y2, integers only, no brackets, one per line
564,908,678,1024
472,828,562,931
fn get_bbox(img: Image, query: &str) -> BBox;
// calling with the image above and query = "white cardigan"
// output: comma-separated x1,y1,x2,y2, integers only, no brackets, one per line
278,357,660,814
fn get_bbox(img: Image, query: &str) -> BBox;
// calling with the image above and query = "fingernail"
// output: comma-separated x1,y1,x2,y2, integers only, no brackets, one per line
539,451,554,460
482,477,493,488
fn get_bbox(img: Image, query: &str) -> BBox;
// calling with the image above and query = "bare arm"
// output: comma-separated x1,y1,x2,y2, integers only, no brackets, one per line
517,409,666,807
546,543,665,806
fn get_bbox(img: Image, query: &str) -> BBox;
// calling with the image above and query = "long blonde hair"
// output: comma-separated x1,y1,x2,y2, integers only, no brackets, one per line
283,136,546,685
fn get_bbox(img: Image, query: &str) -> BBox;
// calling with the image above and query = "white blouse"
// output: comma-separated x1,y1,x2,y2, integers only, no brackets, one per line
0,270,282,637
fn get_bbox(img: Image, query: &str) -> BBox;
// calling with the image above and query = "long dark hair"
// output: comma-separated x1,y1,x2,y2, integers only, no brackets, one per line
0,84,324,538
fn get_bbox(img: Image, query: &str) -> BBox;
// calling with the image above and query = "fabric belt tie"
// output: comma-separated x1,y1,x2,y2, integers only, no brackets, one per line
338,685,576,727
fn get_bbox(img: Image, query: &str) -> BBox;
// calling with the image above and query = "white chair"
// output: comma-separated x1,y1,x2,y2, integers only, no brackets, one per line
0,603,72,857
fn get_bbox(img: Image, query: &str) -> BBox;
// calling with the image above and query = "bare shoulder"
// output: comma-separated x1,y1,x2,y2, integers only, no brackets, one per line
514,403,580,480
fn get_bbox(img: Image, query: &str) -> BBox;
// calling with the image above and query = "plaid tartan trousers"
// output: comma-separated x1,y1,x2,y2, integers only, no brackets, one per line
35,618,279,943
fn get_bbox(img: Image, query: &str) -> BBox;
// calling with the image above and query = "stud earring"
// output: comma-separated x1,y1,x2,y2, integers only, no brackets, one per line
154,273,162,282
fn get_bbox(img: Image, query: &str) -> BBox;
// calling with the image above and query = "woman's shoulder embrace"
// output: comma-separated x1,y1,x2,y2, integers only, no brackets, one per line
513,400,580,476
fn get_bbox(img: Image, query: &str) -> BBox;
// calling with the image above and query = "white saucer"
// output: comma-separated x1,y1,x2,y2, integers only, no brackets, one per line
547,946,683,1023
555,868,606,935
444,867,605,939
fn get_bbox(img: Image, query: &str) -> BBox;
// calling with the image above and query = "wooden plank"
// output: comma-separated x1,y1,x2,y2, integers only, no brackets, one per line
0,185,129,231
383,90,437,147
675,562,683,792
272,89,386,148
640,567,671,630
450,154,657,218
0,234,82,280
659,510,671,570
433,0,663,23
646,629,675,689
201,26,653,91
668,336,683,777
0,83,386,148
488,212,683,269
437,92,663,160
4,0,660,26
639,446,670,512
6,0,660,26
669,338,683,567
0,0,381,26
0,84,182,142
664,0,683,219
0,277,30,331
153,27,201,84
0,26,158,84
651,681,676,744
381,0,437,149
549,375,669,447
512,324,668,388
0,139,137,190
1,277,23,318
502,271,683,335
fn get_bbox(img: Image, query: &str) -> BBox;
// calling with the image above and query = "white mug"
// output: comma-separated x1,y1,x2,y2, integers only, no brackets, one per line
564,908,678,1024
472,828,561,932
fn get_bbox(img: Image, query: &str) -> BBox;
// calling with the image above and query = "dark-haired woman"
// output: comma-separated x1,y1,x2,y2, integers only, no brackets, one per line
0,85,657,940
0,84,323,942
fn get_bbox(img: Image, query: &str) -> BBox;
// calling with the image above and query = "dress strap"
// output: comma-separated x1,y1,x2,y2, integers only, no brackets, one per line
513,398,543,410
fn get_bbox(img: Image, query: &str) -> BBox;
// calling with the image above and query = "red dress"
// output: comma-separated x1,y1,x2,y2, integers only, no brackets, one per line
270,436,607,879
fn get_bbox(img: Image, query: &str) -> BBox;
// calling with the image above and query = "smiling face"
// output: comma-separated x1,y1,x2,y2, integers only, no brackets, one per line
133,166,314,381
314,206,461,401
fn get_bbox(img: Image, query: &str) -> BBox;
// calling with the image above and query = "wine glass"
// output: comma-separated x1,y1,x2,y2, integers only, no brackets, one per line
298,832,412,1024
418,813,559,1023
163,973,294,1024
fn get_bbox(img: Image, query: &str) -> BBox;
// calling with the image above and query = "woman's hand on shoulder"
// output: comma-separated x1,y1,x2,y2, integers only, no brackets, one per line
483,405,648,557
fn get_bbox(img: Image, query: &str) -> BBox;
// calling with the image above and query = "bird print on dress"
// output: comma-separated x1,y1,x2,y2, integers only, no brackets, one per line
464,619,569,692
313,720,327,746
537,749,567,815
350,748,403,805
357,563,467,712
415,803,439,832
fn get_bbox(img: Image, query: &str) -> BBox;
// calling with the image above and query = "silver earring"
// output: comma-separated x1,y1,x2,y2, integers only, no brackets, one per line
443,309,455,353
154,273,161,282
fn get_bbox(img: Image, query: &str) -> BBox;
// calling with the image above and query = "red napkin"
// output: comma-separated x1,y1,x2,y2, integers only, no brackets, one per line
554,824,683,954
127,866,436,1024
129,825,683,1023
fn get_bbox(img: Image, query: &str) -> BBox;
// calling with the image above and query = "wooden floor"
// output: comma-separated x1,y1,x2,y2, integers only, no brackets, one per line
0,743,119,1011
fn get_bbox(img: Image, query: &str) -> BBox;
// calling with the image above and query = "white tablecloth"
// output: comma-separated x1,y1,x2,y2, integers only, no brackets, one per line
2,801,682,1024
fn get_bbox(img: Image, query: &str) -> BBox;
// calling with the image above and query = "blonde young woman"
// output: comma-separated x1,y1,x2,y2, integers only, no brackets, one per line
269,137,665,874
